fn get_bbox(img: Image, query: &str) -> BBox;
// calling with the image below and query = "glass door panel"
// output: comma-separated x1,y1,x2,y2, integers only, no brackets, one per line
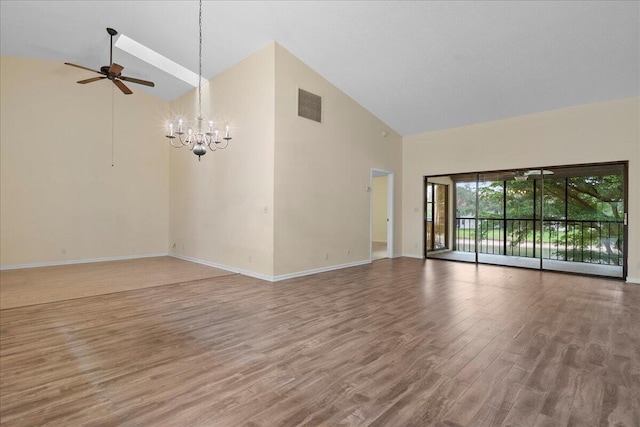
425,180,449,252
542,164,625,278
475,170,539,268
433,184,448,250
454,174,477,259
425,182,433,251
476,171,506,266
425,177,460,261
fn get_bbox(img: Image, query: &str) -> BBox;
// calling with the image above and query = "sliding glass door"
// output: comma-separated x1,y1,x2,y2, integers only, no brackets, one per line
425,162,627,278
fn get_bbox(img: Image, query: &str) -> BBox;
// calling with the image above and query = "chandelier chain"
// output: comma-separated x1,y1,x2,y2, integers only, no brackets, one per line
164,0,232,160
198,0,202,119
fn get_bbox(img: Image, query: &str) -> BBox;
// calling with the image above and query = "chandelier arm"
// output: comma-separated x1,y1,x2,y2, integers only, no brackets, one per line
169,139,185,148
207,136,221,151
214,139,229,150
167,133,190,148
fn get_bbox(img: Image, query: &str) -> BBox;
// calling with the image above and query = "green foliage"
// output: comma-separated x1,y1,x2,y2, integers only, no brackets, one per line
455,183,476,217
455,172,624,265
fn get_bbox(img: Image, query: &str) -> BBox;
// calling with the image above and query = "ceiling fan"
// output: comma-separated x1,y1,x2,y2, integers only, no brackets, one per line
65,28,154,95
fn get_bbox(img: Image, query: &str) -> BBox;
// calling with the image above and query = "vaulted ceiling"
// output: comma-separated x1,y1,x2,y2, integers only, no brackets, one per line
1,1,638,135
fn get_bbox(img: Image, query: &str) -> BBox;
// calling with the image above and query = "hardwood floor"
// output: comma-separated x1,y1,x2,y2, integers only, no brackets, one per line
0,257,232,309
1,258,638,426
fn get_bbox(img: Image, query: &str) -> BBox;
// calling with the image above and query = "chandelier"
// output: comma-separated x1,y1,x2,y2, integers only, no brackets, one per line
165,0,232,160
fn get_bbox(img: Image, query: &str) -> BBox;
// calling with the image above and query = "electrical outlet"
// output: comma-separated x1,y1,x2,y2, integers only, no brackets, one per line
347,249,351,255
263,206,269,214
414,242,419,249
172,242,176,248
61,248,67,255
324,252,329,260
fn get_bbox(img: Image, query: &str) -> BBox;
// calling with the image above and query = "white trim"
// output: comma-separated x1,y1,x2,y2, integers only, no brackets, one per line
626,276,640,284
387,172,395,258
370,168,394,261
392,253,403,258
171,254,371,283
403,254,425,259
272,259,371,282
0,253,169,271
170,254,273,282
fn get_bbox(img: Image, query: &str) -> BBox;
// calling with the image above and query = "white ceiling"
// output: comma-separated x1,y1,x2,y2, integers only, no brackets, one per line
1,1,638,136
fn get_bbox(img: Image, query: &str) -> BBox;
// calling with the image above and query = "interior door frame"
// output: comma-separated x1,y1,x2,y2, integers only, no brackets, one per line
370,168,394,260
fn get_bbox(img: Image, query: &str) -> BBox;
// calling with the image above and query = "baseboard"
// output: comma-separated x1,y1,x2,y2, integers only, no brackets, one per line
171,254,373,283
272,259,371,282
402,254,425,259
392,253,403,258
626,276,640,284
170,254,273,282
0,253,169,271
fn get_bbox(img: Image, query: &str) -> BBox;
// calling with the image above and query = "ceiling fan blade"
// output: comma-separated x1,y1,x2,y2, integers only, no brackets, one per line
65,62,104,75
109,63,124,76
77,76,107,84
119,76,155,87
113,79,132,95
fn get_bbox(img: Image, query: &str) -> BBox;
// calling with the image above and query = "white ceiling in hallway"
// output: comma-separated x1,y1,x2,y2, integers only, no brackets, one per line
1,1,638,136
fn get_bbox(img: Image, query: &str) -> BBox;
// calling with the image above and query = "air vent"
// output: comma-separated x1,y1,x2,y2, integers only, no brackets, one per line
298,88,322,123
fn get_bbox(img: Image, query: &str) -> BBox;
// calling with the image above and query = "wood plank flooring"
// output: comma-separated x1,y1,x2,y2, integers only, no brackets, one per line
1,258,639,426
0,257,232,309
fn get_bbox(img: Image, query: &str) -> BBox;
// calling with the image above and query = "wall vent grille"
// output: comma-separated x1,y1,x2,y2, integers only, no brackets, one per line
298,88,322,123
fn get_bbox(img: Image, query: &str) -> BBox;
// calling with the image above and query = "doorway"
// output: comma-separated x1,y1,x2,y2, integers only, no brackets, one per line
371,169,394,260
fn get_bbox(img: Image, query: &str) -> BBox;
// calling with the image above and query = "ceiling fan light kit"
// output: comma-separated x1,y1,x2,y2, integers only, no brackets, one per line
64,28,155,95
164,0,233,161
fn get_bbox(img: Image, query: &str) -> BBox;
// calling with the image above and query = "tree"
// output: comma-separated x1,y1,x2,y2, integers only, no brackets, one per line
455,172,624,265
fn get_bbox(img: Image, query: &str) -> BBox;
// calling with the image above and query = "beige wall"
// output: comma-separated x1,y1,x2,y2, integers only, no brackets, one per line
273,44,403,276
169,44,276,278
372,176,388,242
403,97,640,281
5,51,636,283
0,56,170,267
